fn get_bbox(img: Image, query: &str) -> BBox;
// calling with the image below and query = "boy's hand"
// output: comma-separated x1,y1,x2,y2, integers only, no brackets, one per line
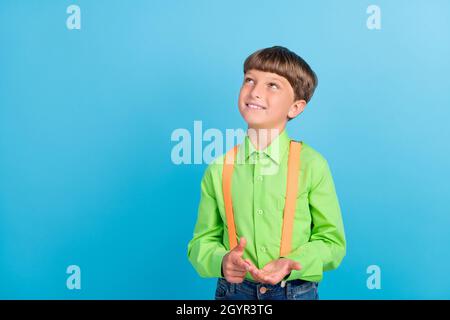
244,258,301,285
221,237,249,283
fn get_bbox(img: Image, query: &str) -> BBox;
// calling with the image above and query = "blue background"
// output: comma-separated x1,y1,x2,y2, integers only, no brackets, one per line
1,0,449,299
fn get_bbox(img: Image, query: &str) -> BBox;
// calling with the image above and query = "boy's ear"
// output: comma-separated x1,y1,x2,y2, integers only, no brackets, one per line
287,99,307,120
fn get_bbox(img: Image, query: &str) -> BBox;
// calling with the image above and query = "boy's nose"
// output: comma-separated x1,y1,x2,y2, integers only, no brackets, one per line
250,86,263,99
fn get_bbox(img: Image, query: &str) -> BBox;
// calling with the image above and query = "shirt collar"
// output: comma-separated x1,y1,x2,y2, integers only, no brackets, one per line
238,129,291,165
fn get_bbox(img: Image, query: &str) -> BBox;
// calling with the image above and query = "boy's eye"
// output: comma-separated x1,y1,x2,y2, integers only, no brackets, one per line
244,78,254,84
268,83,279,89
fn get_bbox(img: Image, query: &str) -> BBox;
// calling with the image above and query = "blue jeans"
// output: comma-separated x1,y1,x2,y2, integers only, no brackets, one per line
214,278,319,300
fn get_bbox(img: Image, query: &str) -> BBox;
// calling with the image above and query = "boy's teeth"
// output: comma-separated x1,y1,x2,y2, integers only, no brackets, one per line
247,104,263,109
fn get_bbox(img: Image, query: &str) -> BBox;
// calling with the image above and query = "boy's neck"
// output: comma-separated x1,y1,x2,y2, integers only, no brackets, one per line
247,125,286,150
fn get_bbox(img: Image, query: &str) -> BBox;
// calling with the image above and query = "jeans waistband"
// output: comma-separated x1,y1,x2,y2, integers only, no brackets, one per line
218,277,314,297
241,278,309,286
219,277,310,289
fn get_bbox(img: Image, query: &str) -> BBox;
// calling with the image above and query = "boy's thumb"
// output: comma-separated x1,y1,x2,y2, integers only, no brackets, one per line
234,237,247,253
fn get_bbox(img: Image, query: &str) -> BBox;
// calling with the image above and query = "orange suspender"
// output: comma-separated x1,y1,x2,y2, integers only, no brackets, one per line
222,144,240,250
279,141,302,256
222,141,302,257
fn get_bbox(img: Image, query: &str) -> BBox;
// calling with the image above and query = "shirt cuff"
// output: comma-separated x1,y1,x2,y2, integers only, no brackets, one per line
212,247,229,278
282,249,323,282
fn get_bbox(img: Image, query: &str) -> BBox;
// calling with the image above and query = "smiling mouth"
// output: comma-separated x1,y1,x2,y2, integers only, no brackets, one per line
245,103,266,110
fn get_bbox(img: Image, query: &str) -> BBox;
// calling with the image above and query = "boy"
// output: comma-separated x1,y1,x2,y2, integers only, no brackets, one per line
187,46,346,300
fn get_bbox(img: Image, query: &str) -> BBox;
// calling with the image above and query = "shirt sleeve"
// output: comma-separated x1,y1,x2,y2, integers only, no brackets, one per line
187,165,228,278
284,158,346,282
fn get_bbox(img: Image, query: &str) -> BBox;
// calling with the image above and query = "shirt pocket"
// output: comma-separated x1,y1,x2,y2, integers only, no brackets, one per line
277,189,309,214
276,184,312,245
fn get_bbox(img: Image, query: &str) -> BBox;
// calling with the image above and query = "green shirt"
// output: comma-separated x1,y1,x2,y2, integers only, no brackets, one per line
187,129,346,282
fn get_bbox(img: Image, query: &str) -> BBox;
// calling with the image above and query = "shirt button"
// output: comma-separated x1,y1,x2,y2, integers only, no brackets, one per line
257,209,263,215
261,246,267,252
259,286,268,294
257,175,263,182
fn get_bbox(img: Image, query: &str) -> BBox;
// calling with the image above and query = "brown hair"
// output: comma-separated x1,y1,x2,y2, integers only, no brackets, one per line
243,46,318,103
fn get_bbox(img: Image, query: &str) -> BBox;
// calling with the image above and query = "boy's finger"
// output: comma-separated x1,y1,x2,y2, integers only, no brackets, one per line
290,261,302,270
248,271,264,283
245,262,259,274
232,257,249,270
244,259,270,283
224,261,246,272
226,277,245,284
229,268,247,273
244,259,258,269
248,267,258,276
244,258,254,266
229,271,246,277
246,265,257,274
260,272,279,285
267,277,280,285
248,267,263,281
232,264,248,272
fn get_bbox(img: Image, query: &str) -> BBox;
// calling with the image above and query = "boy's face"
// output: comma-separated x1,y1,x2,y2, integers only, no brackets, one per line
238,69,306,131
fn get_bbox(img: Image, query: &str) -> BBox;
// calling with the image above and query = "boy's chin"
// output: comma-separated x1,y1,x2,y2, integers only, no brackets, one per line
240,111,287,130
243,118,268,129
244,119,285,130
